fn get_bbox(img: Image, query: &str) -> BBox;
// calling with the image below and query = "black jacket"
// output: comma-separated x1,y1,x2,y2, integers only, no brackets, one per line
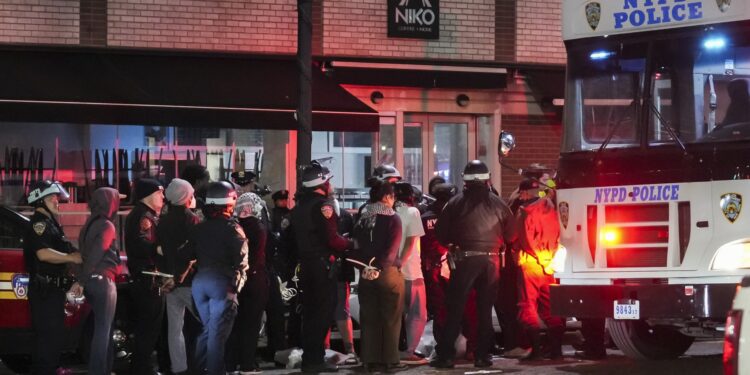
187,215,248,283
157,205,201,285
436,184,515,251
124,202,160,277
290,193,352,262
24,210,75,278
237,216,267,274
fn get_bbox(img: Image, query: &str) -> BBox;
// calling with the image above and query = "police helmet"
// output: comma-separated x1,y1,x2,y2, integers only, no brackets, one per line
28,180,69,205
373,164,402,182
205,181,238,206
462,160,491,181
432,183,458,202
301,161,333,188
231,170,257,186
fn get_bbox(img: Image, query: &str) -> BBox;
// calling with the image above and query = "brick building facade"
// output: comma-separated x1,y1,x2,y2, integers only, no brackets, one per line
0,0,566,198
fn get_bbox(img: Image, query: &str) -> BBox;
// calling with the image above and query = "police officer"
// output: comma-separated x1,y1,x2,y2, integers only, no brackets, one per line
23,180,82,375
125,178,166,375
430,160,515,369
187,181,248,375
271,189,291,234
265,189,292,359
291,161,354,373
419,183,457,347
515,178,564,361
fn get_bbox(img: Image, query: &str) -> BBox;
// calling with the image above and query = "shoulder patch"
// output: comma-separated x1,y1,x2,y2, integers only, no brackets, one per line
33,222,46,236
140,217,152,232
321,205,334,219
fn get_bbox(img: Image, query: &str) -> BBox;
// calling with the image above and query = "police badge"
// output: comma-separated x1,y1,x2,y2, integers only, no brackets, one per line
585,2,601,31
720,193,742,223
717,0,731,12
559,202,570,229
33,222,46,236
12,273,29,299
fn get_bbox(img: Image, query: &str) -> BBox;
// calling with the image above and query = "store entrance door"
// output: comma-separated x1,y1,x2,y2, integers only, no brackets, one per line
403,114,476,190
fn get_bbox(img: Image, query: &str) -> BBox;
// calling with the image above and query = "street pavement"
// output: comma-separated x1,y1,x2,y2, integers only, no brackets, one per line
0,340,723,374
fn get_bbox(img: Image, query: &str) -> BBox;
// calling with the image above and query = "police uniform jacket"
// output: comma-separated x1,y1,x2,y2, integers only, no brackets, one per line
124,202,160,277
157,205,201,285
290,193,353,262
271,206,291,234
23,211,75,278
435,184,515,251
420,200,450,270
188,216,249,282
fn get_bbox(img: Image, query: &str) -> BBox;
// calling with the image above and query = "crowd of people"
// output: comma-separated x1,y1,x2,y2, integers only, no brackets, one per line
21,159,606,375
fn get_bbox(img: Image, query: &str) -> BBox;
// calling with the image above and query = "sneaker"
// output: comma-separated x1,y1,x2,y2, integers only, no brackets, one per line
342,353,361,366
400,353,428,365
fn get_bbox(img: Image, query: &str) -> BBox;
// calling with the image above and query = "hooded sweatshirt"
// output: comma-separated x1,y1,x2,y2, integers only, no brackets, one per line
80,187,121,284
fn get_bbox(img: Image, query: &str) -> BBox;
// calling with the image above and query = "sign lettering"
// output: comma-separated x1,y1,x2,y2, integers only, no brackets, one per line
388,0,440,39
594,184,680,203
613,0,703,29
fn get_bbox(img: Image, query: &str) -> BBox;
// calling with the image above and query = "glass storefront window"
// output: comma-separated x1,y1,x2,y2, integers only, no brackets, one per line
477,116,493,166
378,124,396,166
0,123,269,208
403,123,423,190
312,131,374,210
433,123,468,187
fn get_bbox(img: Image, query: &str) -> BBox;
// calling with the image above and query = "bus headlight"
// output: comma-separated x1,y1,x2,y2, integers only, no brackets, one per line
710,241,750,270
550,245,567,273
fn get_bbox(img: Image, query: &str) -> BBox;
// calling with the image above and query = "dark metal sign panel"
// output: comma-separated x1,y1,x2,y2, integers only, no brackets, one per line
387,0,440,39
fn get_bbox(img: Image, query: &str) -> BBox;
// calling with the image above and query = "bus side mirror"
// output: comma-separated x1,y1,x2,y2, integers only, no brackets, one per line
498,131,516,159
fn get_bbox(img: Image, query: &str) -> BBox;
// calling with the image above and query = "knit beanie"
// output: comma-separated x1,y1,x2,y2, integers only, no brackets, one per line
134,178,163,202
165,178,195,206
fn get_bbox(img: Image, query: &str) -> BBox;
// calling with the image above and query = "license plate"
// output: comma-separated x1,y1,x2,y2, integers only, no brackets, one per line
613,299,640,320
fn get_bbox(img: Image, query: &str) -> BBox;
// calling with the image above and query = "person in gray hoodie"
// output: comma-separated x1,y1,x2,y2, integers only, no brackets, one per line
79,187,123,375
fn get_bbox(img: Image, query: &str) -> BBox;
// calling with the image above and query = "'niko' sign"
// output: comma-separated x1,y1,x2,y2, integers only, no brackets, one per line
388,0,440,39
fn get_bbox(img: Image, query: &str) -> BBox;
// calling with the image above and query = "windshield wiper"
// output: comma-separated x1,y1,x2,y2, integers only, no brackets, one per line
596,99,636,154
646,99,687,154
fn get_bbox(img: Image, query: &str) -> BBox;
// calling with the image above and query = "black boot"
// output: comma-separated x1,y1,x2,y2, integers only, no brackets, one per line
546,326,564,360
520,328,544,361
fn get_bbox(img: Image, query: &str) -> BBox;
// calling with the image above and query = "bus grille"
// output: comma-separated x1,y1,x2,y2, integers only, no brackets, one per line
603,204,669,268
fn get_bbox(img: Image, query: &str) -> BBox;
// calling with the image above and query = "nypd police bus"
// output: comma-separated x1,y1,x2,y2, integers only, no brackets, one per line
550,0,750,359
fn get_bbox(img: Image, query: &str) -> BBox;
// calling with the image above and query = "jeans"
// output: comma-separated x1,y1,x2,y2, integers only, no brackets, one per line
403,278,427,354
166,286,198,373
84,276,117,375
192,270,238,375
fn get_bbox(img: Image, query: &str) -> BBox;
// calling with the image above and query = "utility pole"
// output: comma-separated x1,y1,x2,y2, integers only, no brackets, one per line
296,0,312,186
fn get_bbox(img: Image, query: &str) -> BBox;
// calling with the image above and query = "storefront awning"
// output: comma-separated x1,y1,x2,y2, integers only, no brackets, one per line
325,60,508,89
0,46,379,132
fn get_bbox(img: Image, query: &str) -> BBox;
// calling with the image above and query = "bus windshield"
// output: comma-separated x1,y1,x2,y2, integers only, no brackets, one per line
563,26,750,153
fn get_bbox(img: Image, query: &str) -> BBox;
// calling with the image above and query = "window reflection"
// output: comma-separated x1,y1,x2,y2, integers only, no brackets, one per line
433,123,468,187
